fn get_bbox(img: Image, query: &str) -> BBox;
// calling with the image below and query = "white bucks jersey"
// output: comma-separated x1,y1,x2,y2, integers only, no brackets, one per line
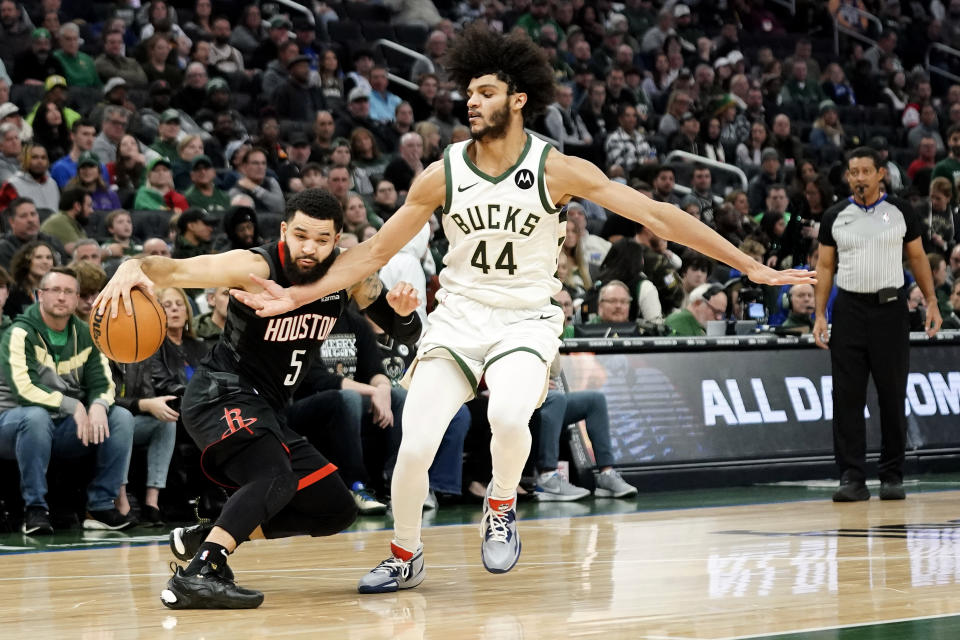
440,135,565,308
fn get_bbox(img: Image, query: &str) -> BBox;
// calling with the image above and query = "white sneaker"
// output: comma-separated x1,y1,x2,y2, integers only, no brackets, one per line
357,543,426,593
594,469,638,498
423,490,437,510
480,484,521,574
352,482,388,515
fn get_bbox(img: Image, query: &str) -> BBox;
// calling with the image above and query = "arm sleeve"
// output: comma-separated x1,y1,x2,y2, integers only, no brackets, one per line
363,287,423,345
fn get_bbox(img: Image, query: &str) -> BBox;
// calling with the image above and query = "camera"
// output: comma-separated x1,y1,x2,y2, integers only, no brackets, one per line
738,285,766,321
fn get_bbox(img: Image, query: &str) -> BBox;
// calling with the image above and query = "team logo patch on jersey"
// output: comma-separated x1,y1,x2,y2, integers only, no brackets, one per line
514,169,534,189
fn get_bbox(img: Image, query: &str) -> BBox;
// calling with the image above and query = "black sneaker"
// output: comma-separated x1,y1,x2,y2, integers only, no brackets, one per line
879,481,906,500
83,508,135,530
140,505,165,528
170,524,234,581
160,562,264,609
22,506,54,535
832,480,870,502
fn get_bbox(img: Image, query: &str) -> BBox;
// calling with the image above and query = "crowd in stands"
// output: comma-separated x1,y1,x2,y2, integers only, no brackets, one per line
2,0,960,530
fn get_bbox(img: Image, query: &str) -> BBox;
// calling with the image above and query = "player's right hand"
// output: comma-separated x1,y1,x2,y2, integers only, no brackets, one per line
813,316,830,350
94,258,155,319
230,274,298,317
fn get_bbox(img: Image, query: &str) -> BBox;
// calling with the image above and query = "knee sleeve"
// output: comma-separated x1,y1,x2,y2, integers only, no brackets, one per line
216,472,299,543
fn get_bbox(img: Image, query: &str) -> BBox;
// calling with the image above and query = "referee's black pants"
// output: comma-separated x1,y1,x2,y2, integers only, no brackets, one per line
830,289,910,483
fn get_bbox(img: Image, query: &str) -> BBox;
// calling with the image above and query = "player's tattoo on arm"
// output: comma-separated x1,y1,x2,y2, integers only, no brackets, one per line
349,272,384,309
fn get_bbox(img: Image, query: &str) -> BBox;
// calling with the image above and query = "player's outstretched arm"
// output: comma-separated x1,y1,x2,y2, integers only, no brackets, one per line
233,162,445,317
547,152,818,287
94,250,270,318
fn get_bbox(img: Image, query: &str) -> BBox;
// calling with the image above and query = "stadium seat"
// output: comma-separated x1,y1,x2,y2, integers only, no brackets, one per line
341,3,391,23
10,84,42,112
327,20,363,47
395,24,429,49
131,210,174,241
363,21,396,42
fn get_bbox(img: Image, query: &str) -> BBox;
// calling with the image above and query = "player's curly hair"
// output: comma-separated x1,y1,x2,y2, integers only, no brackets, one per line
285,188,344,232
444,23,555,120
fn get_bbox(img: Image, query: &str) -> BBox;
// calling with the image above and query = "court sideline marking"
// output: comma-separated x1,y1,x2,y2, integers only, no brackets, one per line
706,611,960,640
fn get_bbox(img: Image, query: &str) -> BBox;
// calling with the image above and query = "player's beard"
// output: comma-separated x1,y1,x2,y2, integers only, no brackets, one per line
471,101,511,142
282,241,338,285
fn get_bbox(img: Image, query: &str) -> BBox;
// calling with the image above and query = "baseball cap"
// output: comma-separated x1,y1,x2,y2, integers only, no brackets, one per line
0,103,19,119
680,111,697,123
348,86,370,102
228,205,256,227
205,77,230,94
761,148,780,163
103,77,126,95
674,3,691,17
868,135,889,152
149,79,171,95
31,27,51,40
190,154,213,170
819,99,837,115
714,56,730,69
727,50,744,64
44,75,67,92
177,207,216,232
78,151,100,168
287,54,312,69
147,156,172,172
160,108,181,124
269,15,292,29
288,131,310,146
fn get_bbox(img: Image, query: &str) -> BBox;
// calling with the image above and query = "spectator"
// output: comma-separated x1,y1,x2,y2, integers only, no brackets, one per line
172,207,215,260
869,135,907,194
230,4,265,58
665,282,727,336
0,143,59,212
640,9,674,55
810,100,847,164
925,178,958,255
309,110,336,166
668,111,701,155
410,29,449,85
50,119,101,189
149,109,181,162
0,101,32,144
228,147,284,214
0,266,134,534
336,87,392,153
65,151,120,212
92,106,130,164
96,30,148,87
907,103,945,153
383,132,425,197
214,205,261,252
274,54,326,121
864,29,901,74
545,84,592,151
578,81,613,143
748,149,784,214
208,15,244,76
109,134,147,207
40,187,91,254
596,240,662,323
52,23,100,88
932,124,960,198
770,114,804,167
821,63,856,106
5,238,56,318
252,14,292,72
261,40,299,101
194,285,228,344
141,34,182,88
777,282,816,332
368,65,402,124
12,27,58,85
133,157,187,212
172,62,208,117
0,197,66,268
371,179,399,223
69,257,105,321
100,209,141,267
350,128,388,180
0,121,21,183
651,165,681,206
657,91,692,139
908,136,939,180
736,120,772,171
184,154,228,213
31,99,70,162
605,104,652,172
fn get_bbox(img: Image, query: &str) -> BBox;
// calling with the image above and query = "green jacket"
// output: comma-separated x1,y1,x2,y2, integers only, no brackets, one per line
53,50,102,88
194,311,223,344
0,303,115,416
665,308,705,337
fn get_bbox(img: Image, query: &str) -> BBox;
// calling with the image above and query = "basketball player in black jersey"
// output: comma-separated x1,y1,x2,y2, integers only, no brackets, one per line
95,189,423,609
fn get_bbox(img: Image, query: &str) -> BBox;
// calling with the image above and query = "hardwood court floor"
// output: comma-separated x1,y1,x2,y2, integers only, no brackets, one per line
4,483,960,639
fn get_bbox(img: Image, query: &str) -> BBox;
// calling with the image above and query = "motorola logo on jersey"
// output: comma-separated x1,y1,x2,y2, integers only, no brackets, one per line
514,169,534,189
263,313,338,342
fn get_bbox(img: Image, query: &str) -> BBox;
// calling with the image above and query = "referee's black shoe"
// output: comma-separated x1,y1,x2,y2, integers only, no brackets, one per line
170,524,234,581
879,481,906,500
160,562,264,609
832,480,870,502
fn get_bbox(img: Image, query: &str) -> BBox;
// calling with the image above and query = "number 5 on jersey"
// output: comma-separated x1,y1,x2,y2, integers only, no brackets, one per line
284,349,306,386
470,240,517,275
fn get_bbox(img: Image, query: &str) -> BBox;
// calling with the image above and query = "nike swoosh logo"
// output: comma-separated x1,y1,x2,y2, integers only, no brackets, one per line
539,314,554,320
458,183,479,192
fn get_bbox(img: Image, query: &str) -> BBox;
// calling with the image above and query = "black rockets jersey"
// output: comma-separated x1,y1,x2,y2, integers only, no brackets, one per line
204,241,346,409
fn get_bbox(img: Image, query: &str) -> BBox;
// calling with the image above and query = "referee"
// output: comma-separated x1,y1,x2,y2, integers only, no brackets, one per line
815,147,942,503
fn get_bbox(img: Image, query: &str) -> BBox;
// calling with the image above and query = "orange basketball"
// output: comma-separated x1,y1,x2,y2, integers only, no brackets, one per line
89,288,167,363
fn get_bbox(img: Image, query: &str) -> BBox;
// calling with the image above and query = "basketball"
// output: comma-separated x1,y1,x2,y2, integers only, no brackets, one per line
89,288,167,363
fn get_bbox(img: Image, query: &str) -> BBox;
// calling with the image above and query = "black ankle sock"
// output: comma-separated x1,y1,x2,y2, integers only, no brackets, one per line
184,542,229,576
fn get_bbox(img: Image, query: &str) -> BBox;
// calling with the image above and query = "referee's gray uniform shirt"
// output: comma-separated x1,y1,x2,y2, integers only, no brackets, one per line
818,194,921,292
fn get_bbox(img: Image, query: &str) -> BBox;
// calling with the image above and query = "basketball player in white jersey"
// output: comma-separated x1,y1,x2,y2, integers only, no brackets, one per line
232,25,817,592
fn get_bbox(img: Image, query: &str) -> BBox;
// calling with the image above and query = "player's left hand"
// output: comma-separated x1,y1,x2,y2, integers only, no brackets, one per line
386,281,420,317
230,274,298,317
926,303,943,337
746,266,817,287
